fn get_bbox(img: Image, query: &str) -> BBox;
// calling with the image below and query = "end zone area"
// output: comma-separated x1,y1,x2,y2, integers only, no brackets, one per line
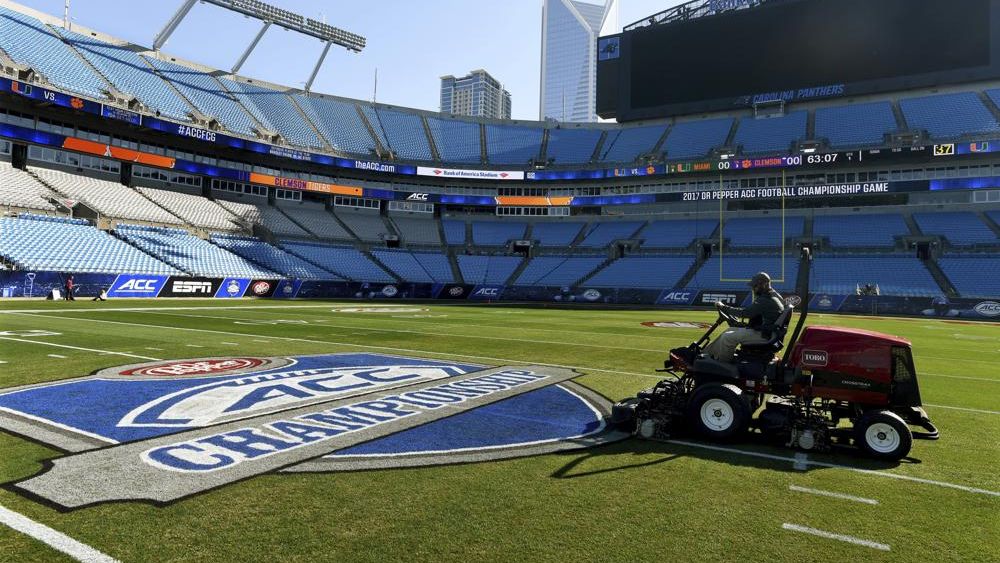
0,299,997,562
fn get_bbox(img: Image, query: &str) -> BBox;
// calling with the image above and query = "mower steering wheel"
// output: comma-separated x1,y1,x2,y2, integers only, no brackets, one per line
717,308,741,327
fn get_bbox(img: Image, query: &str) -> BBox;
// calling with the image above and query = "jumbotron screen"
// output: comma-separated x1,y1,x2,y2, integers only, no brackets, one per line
599,0,1000,121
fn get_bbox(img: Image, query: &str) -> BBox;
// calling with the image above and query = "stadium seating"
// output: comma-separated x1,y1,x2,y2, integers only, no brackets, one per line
210,234,340,279
390,215,441,245
279,203,353,240
599,125,666,163
532,222,585,246
639,219,718,248
937,254,1000,298
442,219,468,245
899,92,1000,140
813,213,909,247
688,254,799,291
514,255,606,286
471,221,526,246
913,212,997,246
362,106,432,161
59,29,193,122
577,221,645,247
485,124,543,165
115,224,279,278
584,255,694,289
281,241,394,282
544,128,602,164
253,204,312,238
0,6,109,99
136,186,240,231
0,214,180,274
336,210,391,242
810,254,939,296
215,199,263,227
296,95,380,156
145,57,260,137
221,79,323,149
0,162,58,211
425,117,482,163
662,118,733,160
457,255,523,285
371,249,453,283
814,102,896,149
30,167,184,225
722,216,804,248
734,111,807,155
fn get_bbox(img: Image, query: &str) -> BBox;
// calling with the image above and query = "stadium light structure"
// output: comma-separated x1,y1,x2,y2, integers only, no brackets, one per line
153,0,366,91
624,0,771,31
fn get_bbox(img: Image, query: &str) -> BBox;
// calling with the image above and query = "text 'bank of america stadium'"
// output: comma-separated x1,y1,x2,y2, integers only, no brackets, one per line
0,0,997,319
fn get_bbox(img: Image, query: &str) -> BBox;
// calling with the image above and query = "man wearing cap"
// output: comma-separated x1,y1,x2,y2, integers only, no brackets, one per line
704,272,785,363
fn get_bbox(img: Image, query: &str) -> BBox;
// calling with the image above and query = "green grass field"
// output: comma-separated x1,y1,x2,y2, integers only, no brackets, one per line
0,299,997,562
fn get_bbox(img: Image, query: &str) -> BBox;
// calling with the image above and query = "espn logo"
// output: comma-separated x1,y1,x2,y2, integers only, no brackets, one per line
173,281,213,294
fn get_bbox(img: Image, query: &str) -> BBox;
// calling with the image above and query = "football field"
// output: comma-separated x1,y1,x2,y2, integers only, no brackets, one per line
0,299,997,562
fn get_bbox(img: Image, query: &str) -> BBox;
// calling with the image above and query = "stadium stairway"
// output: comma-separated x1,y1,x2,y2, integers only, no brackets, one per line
890,100,908,131
275,206,320,240
674,252,708,289
420,115,442,161
504,254,533,286
977,91,1000,124
903,213,922,236
362,249,404,283
447,251,464,284
570,256,616,289
979,210,1000,237
922,256,960,298
287,96,334,152
355,104,391,158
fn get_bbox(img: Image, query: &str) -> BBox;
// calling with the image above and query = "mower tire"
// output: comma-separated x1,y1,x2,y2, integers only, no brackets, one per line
855,410,913,461
687,383,750,441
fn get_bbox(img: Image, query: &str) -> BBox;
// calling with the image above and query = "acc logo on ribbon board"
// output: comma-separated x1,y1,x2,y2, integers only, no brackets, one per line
0,354,625,509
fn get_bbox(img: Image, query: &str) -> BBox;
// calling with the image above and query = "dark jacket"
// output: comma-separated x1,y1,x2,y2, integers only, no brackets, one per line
720,288,785,337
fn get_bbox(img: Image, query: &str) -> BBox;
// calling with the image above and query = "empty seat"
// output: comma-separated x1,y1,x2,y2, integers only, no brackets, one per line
136,186,240,231
426,117,482,163
599,125,667,163
211,234,339,279
472,221,526,246
485,124,543,165
514,256,605,286
734,112,807,155
688,254,799,292
457,255,522,284
899,92,1000,140
584,256,694,289
577,221,644,247
640,219,718,248
663,118,733,160
913,212,997,246
532,222,585,246
544,128,602,164
116,223,280,278
937,254,1000,298
0,162,58,211
815,102,896,149
810,254,939,296
813,214,909,247
722,216,804,248
30,167,184,225
362,106,431,161
281,242,394,282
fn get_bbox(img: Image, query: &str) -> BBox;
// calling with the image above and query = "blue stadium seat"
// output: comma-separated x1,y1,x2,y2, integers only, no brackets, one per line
442,220,467,245
544,128,602,164
281,242,394,282
0,6,108,99
734,111,807,155
457,255,523,285
937,254,1000,298
145,57,259,137
723,216,804,248
485,124,543,165
211,234,339,279
514,256,606,286
295,95,380,155
815,102,896,149
371,249,453,283
532,222,585,246
662,118,733,160
810,254,939,296
688,254,799,291
116,224,279,278
584,256,694,289
599,125,667,163
899,92,1000,140
640,219,718,248
221,80,323,149
813,214,909,247
472,221,526,246
913,212,997,246
426,117,482,163
362,106,431,160
577,221,645,247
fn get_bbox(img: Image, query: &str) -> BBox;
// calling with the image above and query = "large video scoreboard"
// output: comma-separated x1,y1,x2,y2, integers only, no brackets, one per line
598,0,1000,121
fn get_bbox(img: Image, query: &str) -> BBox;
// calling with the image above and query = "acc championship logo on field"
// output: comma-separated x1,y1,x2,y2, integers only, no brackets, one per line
0,354,625,509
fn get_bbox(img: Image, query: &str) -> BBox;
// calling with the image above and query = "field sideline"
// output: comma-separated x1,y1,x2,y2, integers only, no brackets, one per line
0,299,997,562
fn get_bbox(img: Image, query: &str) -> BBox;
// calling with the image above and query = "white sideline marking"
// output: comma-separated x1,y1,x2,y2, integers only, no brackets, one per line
220,342,239,346
0,503,119,563
924,404,999,415
667,440,1000,497
7,312,995,419
921,372,999,383
46,354,66,359
0,360,7,364
793,453,808,471
0,304,401,314
781,523,890,551
185,344,203,348
788,485,879,505
0,337,161,361
144,347,163,351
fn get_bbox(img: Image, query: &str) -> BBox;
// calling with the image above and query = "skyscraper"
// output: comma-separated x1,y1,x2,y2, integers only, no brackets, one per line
440,69,512,120
540,0,618,123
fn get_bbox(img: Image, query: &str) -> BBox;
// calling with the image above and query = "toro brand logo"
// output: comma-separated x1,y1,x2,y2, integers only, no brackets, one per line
802,350,829,367
973,301,1000,317
0,354,624,509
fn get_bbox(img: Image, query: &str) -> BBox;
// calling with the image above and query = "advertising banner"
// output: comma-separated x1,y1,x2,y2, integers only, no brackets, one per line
271,279,303,299
106,274,169,298
160,277,220,298
214,278,251,299
417,167,525,181
246,279,279,298
656,289,699,306
696,290,750,307
434,284,474,300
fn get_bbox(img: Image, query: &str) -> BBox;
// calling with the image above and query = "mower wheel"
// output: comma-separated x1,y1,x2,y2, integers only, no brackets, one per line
855,410,913,461
687,384,750,440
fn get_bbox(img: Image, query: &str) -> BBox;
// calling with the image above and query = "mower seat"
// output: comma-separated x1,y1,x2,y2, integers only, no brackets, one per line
738,305,794,361
692,356,741,380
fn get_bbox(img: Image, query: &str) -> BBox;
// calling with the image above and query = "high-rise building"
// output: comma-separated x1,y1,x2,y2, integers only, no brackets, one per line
540,0,618,123
440,69,512,120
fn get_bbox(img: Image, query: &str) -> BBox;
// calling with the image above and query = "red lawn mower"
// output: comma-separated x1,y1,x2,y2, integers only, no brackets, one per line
611,248,939,461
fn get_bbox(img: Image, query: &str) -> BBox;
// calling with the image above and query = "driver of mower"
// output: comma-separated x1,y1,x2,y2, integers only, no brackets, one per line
703,272,785,364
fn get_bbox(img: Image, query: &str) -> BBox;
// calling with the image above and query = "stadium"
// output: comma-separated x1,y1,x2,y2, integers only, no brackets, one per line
0,0,997,560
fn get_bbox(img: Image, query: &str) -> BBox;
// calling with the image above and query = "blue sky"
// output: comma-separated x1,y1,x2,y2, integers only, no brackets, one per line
12,0,683,120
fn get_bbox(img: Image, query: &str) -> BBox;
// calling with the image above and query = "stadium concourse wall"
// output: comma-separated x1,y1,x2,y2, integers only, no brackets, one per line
2,271,997,320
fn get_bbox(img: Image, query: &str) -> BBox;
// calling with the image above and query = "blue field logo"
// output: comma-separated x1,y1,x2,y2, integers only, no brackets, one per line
0,354,625,509
107,274,168,298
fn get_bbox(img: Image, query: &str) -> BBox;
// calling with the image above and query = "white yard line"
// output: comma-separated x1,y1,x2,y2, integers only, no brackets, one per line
781,523,890,551
0,336,161,361
0,504,119,563
788,485,879,505
920,372,999,383
46,354,66,359
923,404,999,415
